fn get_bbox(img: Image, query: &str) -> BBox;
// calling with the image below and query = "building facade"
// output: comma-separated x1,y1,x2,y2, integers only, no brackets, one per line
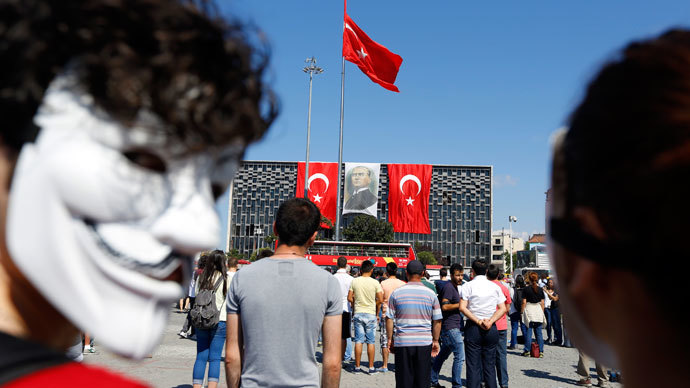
491,230,525,268
226,161,492,267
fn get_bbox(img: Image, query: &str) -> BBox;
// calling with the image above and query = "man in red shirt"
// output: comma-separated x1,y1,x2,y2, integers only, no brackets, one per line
487,265,512,388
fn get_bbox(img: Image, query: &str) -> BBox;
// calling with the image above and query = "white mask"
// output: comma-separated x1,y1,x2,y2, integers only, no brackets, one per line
547,129,620,369
6,74,244,359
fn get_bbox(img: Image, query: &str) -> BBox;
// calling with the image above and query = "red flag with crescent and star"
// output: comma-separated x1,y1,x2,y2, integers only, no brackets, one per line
387,164,432,234
296,162,339,228
343,12,403,92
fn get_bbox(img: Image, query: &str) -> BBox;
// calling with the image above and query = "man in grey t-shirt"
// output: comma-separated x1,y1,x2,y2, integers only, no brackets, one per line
225,198,342,388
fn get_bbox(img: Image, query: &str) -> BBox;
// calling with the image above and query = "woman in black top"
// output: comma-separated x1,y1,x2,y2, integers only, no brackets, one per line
544,279,562,346
521,272,546,357
508,275,527,349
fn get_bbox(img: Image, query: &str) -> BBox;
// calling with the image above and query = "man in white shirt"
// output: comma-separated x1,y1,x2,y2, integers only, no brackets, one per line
333,256,354,361
459,259,507,388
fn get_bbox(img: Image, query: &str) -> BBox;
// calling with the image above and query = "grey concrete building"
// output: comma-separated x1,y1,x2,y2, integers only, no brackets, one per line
226,161,492,267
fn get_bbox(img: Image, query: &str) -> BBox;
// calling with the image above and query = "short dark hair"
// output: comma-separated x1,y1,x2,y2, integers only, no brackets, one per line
449,263,463,276
386,262,398,276
275,198,320,247
227,254,239,269
337,256,347,268
440,268,447,277
361,260,374,274
498,273,504,281
487,264,499,280
472,259,488,276
257,249,274,260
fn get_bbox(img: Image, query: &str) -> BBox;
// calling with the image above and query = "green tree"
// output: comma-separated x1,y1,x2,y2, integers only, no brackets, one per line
502,250,517,273
417,251,438,265
414,242,444,264
263,234,277,247
343,215,394,243
227,248,242,259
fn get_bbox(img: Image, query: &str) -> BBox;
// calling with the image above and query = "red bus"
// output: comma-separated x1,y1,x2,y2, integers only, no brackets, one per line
304,240,441,272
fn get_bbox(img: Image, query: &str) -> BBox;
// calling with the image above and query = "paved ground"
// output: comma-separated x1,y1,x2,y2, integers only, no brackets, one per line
85,307,623,388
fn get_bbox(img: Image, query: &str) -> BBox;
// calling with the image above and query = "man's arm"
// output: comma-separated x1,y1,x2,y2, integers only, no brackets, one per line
431,319,442,357
521,298,526,314
386,317,394,348
481,302,507,330
225,313,243,388
375,291,383,321
440,297,460,312
347,290,355,314
459,299,483,326
321,314,342,388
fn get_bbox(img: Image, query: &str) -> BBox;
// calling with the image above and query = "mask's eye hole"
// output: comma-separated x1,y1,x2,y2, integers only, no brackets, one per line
123,150,167,173
211,183,227,200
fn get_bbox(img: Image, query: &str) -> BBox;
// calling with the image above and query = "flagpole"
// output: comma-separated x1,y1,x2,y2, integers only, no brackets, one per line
302,57,323,198
335,55,346,241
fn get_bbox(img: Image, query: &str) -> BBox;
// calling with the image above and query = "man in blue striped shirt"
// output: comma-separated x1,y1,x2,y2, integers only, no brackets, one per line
386,260,442,388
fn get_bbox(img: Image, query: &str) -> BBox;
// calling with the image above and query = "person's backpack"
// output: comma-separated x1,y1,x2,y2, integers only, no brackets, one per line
190,276,224,330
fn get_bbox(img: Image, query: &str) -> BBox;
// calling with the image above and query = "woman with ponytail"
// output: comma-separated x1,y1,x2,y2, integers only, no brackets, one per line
520,272,546,357
192,250,229,388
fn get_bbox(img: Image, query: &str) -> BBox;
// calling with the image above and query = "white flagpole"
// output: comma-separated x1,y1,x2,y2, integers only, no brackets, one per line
335,55,346,241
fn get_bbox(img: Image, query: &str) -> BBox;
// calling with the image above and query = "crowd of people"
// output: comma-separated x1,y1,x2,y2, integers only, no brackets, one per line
2,1,689,388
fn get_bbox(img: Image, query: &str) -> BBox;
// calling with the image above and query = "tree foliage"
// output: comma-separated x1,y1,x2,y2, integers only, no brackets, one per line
343,215,394,243
417,251,438,265
250,247,273,262
414,242,444,264
502,250,517,273
263,234,277,247
227,248,243,259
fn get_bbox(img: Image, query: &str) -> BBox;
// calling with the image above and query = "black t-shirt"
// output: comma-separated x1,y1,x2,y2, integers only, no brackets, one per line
439,282,463,331
547,289,559,309
522,286,544,304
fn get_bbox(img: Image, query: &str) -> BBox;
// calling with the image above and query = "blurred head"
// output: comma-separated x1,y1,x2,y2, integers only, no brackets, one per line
386,262,398,277
449,263,464,286
360,260,374,274
257,249,274,260
227,254,239,269
515,274,525,288
0,0,275,359
439,268,447,278
274,198,320,248
337,256,347,269
548,29,690,369
471,259,488,276
486,264,500,281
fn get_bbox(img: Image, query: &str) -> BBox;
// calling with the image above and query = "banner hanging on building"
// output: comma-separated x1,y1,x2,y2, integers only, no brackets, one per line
387,164,432,234
343,162,380,217
296,162,339,228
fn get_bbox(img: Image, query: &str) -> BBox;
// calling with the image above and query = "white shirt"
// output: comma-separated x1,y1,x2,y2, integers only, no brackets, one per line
543,289,552,309
333,269,354,312
461,275,506,320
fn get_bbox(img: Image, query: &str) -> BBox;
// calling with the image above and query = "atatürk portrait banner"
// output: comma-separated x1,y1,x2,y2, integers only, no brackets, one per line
343,162,380,217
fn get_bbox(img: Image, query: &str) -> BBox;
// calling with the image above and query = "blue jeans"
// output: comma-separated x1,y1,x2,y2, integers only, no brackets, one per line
345,337,353,360
496,330,508,387
523,322,544,353
353,313,376,344
508,312,521,348
193,321,227,384
544,308,553,341
431,328,465,388
549,307,563,345
464,321,498,388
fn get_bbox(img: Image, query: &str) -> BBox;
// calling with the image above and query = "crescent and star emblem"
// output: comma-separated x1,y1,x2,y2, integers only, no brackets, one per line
344,23,367,60
308,173,329,203
399,174,422,206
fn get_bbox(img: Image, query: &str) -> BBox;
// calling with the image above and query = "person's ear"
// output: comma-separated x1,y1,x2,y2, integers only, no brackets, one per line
306,231,318,248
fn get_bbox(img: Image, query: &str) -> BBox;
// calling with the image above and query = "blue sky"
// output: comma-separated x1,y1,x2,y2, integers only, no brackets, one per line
214,0,690,243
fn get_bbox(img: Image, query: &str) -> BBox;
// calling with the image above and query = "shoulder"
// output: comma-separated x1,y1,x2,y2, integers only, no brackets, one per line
8,363,148,387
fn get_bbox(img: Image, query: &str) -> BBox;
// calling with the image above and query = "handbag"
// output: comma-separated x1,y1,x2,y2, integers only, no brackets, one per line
530,341,540,358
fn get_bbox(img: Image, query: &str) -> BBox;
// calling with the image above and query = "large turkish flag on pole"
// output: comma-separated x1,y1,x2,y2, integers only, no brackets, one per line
296,162,339,228
388,164,432,234
343,12,403,92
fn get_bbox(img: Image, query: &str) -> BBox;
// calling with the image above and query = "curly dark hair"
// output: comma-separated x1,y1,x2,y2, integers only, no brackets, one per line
0,0,277,153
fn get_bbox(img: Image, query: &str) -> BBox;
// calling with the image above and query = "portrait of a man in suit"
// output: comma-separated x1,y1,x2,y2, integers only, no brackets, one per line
345,165,378,210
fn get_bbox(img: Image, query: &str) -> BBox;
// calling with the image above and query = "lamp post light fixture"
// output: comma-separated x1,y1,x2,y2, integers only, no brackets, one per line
302,57,324,199
508,216,517,275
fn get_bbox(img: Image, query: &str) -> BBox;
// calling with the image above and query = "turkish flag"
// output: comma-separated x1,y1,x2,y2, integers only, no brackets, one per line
296,162,339,228
343,13,403,92
387,164,432,234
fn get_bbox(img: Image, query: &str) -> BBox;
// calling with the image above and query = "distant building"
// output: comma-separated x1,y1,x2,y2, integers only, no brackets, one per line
527,233,546,249
491,230,525,269
225,161,493,267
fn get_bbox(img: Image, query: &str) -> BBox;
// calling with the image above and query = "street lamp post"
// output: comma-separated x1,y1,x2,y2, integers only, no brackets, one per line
508,216,517,275
302,57,324,198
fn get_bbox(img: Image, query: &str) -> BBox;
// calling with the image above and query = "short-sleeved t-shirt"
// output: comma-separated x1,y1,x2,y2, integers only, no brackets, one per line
350,276,383,315
460,275,506,320
380,278,406,314
434,280,449,296
438,281,463,331
226,258,342,388
492,280,512,331
523,285,545,304
387,282,442,347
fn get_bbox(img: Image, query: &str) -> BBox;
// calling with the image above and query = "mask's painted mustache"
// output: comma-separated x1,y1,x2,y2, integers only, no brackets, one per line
84,218,191,281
